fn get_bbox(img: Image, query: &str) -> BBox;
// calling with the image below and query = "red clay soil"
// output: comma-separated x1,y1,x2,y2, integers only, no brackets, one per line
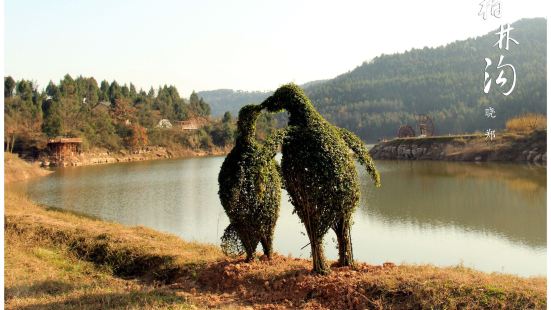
169,254,544,310
170,255,389,309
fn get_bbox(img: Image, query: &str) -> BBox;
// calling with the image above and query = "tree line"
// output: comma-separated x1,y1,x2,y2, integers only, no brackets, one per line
4,74,275,156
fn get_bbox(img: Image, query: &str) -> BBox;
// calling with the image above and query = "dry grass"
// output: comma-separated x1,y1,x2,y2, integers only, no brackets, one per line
5,191,547,309
4,152,52,184
443,135,502,157
5,239,194,309
506,113,547,133
5,191,222,283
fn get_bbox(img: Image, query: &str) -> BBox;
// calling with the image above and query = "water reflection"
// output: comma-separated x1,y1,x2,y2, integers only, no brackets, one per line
15,157,546,276
359,161,546,248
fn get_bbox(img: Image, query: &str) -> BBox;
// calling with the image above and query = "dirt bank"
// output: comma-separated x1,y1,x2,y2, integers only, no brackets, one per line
5,190,546,309
370,130,546,164
4,152,53,184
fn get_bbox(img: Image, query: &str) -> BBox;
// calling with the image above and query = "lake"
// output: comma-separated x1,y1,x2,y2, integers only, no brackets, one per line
12,156,546,277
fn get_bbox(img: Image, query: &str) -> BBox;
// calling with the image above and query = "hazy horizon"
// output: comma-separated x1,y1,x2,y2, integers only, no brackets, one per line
5,0,548,95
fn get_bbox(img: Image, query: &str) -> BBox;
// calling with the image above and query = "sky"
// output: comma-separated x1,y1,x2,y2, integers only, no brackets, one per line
4,0,548,96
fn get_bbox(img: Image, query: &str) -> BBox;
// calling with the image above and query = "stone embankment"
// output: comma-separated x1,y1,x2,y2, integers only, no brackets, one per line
370,131,546,164
41,146,229,167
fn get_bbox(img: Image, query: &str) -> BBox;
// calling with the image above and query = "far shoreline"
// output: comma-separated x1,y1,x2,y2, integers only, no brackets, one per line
36,145,231,168
370,131,546,164
19,130,546,170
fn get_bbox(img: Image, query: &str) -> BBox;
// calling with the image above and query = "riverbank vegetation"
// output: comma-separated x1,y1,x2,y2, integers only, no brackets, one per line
5,184,546,309
506,113,547,133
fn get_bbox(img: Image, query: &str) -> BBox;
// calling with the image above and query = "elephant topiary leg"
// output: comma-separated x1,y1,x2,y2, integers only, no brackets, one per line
244,245,256,262
305,227,329,274
260,236,273,259
240,231,258,262
309,237,329,274
333,217,354,267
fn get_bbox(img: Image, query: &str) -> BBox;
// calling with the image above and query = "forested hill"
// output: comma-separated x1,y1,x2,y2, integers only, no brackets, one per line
305,18,546,142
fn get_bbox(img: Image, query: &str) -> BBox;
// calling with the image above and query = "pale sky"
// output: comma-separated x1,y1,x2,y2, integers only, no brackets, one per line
4,0,548,95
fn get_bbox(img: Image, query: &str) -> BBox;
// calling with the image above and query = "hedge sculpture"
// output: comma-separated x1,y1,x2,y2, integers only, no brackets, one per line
261,83,381,274
218,104,283,261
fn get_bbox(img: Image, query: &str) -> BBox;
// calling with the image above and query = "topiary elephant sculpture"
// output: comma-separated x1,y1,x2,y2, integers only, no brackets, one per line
218,104,284,261
261,83,381,274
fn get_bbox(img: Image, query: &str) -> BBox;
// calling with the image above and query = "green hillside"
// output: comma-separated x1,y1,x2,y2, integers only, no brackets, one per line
305,18,546,142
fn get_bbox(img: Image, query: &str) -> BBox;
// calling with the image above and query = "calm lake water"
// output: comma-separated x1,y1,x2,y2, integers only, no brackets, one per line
13,156,546,277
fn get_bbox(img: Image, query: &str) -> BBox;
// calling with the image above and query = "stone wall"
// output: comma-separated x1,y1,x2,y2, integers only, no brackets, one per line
41,145,230,167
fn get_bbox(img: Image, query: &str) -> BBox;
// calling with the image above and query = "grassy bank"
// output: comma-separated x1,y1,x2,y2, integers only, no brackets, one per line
4,191,215,309
4,189,546,309
4,152,53,184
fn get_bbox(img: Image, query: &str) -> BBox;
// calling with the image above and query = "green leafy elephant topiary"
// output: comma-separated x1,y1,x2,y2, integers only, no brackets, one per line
218,104,284,261
261,83,381,274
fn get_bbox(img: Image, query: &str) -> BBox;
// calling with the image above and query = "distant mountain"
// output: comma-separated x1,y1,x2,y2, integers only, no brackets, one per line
299,79,329,89
198,81,329,117
197,89,271,117
305,18,546,142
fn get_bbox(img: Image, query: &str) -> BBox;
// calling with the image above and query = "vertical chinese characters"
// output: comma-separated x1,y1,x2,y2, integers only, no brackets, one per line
478,0,502,20
484,24,519,96
480,1,519,141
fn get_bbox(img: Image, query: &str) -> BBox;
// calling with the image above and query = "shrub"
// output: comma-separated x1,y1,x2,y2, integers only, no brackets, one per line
506,113,546,133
